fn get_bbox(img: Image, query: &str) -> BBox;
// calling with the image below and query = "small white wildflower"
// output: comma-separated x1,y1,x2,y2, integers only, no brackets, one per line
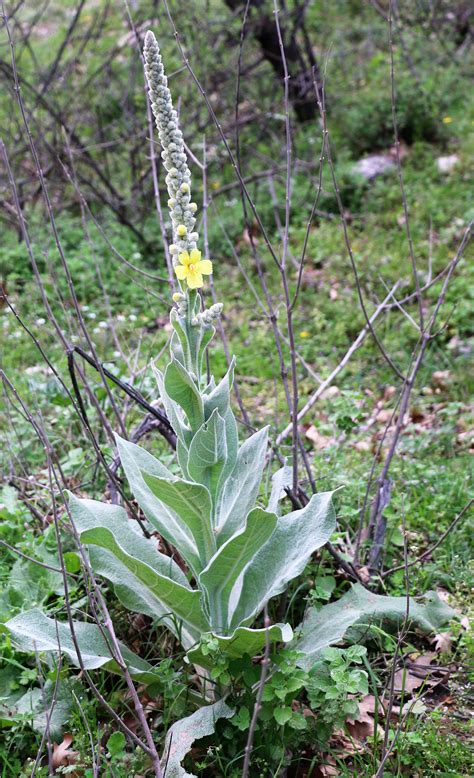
98,321,108,329
35,317,46,326
113,350,121,358
93,327,101,334
87,312,97,320
132,251,142,260
82,305,89,311
116,314,126,322
129,314,137,322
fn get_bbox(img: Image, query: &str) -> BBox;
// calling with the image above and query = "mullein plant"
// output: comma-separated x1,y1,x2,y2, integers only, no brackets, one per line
60,30,336,664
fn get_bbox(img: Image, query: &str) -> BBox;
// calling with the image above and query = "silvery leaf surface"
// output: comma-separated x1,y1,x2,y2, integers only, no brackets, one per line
199,507,278,632
163,699,234,778
142,474,215,567
216,426,269,545
115,434,200,573
164,358,204,431
294,584,456,671
187,408,227,500
229,491,336,629
186,623,293,668
6,609,159,684
69,495,200,646
267,463,292,515
203,357,235,420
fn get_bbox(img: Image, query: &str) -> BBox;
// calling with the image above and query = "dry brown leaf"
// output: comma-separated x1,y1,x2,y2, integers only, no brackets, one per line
305,426,334,449
354,439,372,453
357,565,371,583
432,631,453,654
313,755,338,777
436,588,451,605
393,667,425,693
432,370,451,389
346,694,384,740
330,728,365,755
52,734,79,768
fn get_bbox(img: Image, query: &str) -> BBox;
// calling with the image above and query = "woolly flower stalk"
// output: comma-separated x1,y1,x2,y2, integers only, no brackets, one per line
144,31,213,291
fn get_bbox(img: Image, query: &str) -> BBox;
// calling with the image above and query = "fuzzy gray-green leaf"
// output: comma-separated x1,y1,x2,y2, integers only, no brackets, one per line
216,426,269,544
143,474,215,566
229,491,336,629
200,507,278,632
115,434,200,573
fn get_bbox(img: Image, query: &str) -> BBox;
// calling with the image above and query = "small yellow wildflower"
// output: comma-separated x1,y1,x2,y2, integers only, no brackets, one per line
300,330,310,338
176,224,187,236
175,249,212,289
442,116,453,124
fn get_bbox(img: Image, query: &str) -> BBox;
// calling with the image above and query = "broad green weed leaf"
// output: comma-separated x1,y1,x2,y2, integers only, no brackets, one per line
187,408,227,498
77,520,208,634
187,623,293,668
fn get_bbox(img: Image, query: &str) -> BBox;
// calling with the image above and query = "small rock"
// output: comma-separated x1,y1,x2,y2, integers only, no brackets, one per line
354,439,372,453
305,426,334,449
432,370,451,389
320,385,340,400
353,155,396,181
436,154,459,173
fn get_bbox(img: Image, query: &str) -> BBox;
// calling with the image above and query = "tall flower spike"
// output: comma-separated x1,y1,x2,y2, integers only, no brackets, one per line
144,31,198,259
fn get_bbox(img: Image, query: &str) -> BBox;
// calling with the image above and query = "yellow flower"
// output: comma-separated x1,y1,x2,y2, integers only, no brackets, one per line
299,330,310,338
442,116,453,124
175,249,213,289
176,224,187,236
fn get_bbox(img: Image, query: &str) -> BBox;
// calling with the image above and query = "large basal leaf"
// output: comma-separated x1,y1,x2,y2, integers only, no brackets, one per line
187,408,228,499
115,434,200,573
215,426,269,545
78,522,208,635
187,623,293,668
295,584,456,671
143,474,215,567
2,677,81,737
69,495,201,646
229,491,336,630
163,699,234,778
5,609,159,685
164,358,204,431
199,507,278,632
